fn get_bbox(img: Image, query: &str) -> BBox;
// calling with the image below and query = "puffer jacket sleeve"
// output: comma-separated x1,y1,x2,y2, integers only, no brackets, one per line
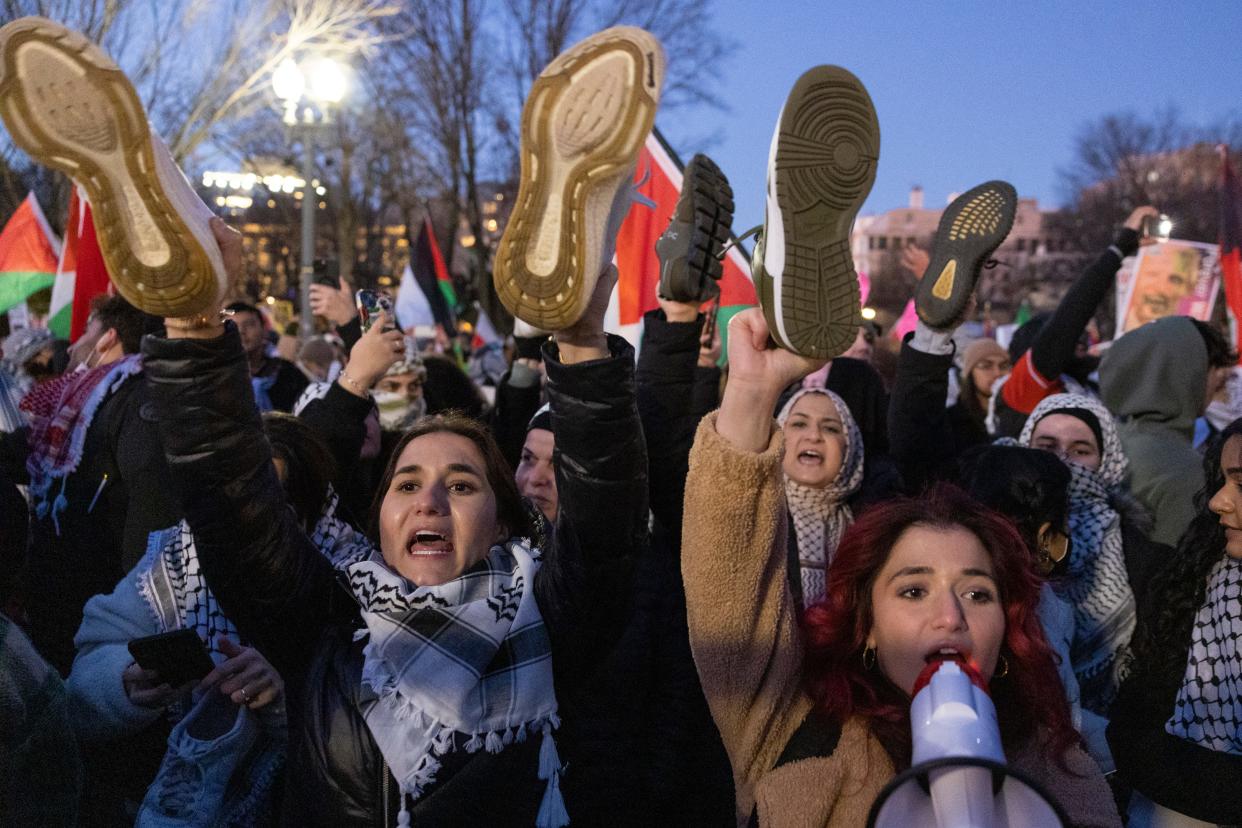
636,309,714,539
141,326,343,678
537,334,647,685
682,412,814,820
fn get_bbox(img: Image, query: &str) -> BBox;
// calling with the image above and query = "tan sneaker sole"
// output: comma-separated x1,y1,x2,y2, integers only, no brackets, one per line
494,26,663,330
0,17,224,318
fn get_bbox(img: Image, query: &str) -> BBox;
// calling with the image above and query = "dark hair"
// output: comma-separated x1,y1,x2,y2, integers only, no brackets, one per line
1191,319,1236,369
91,294,161,354
368,414,530,542
801,484,1079,769
1119,417,1242,718
958,445,1071,557
262,412,336,529
422,354,487,420
225,301,263,324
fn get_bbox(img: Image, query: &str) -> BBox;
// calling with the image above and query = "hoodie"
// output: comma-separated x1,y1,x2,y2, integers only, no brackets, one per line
1099,316,1206,547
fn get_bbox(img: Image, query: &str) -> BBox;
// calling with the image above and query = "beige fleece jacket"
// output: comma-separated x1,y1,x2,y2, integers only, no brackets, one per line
682,412,1122,827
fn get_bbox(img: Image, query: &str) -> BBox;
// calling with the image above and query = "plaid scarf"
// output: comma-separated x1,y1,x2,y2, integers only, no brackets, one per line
777,388,865,606
1020,393,1135,714
22,355,142,532
1166,556,1242,754
247,489,566,825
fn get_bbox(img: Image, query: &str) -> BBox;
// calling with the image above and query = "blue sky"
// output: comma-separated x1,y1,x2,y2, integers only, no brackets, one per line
654,0,1242,232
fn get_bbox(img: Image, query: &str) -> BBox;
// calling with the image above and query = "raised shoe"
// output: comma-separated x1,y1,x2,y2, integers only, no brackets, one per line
753,65,879,360
914,180,1017,328
655,152,734,304
494,26,664,330
0,17,227,318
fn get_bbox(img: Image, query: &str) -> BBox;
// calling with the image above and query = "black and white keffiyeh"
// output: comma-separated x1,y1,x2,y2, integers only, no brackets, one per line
1165,556,1242,754
139,489,568,825
777,388,865,606
1020,393,1136,714
247,488,568,824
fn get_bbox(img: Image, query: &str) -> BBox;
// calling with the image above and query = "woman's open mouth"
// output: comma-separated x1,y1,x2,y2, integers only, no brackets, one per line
408,530,453,557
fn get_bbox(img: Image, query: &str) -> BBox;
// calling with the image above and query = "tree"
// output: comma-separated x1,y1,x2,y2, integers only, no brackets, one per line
1053,109,1242,253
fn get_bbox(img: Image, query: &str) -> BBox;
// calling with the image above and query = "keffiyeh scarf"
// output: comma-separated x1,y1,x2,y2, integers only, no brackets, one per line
271,488,566,825
1165,556,1242,754
22,355,142,533
777,388,865,606
1020,393,1136,714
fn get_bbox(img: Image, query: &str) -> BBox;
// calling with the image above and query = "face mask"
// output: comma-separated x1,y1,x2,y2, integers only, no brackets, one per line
374,390,425,431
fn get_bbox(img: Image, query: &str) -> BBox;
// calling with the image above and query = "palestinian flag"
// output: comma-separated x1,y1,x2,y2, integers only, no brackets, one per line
49,188,112,339
1221,147,1242,361
0,192,61,314
409,215,457,332
607,127,757,353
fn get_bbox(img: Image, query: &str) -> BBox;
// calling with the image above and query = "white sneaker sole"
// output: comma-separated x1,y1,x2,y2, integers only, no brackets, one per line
494,26,663,330
0,17,226,318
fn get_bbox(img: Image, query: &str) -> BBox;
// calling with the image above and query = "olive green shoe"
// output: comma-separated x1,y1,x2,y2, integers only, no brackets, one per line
753,65,879,360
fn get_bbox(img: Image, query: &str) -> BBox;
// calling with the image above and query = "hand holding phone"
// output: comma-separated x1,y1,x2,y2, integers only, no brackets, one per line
356,289,396,333
1141,213,1173,242
127,628,214,690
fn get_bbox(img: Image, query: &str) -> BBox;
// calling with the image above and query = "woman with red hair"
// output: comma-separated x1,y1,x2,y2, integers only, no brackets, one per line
682,308,1119,826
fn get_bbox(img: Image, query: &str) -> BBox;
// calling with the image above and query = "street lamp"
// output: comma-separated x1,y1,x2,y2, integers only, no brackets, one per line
272,55,347,336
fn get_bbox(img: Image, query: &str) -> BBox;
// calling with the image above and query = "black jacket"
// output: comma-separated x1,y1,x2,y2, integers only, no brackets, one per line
142,326,647,827
22,372,179,676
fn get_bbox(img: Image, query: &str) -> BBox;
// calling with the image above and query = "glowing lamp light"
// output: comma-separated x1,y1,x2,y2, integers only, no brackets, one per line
861,307,877,321
271,58,305,102
305,57,347,103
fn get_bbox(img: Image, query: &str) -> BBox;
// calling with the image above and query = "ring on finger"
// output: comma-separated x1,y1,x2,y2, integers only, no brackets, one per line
239,687,252,704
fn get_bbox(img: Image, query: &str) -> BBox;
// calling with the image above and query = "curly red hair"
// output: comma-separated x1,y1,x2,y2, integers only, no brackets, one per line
801,484,1080,768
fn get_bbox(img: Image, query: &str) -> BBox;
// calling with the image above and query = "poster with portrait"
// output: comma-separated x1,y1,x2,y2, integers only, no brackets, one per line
1115,239,1220,336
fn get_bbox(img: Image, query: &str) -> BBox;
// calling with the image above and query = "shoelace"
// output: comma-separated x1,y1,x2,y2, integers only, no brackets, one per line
716,223,763,260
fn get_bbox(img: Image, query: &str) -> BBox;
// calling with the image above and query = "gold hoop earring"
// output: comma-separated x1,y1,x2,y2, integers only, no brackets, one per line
995,654,1009,679
862,645,876,670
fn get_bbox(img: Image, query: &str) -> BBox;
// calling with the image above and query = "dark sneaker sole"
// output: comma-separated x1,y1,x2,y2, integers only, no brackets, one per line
756,65,879,360
0,17,225,317
655,153,734,304
915,180,1017,328
494,26,663,330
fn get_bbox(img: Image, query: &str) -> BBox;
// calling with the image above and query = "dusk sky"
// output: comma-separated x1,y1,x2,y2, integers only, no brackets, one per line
654,0,1242,233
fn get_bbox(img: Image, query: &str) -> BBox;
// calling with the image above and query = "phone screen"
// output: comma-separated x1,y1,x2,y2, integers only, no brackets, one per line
356,289,395,333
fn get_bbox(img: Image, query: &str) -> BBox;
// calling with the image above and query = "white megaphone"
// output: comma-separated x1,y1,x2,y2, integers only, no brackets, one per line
866,657,1068,828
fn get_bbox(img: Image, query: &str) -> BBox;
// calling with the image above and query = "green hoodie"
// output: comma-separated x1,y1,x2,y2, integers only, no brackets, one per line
1099,316,1206,547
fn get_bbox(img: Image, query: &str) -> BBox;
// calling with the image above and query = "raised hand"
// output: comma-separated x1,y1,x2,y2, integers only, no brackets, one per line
717,309,825,452
900,243,930,281
555,263,618,364
338,311,403,397
310,276,357,326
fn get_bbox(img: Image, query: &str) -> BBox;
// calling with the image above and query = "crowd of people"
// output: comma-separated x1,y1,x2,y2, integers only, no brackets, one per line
1,15,1240,828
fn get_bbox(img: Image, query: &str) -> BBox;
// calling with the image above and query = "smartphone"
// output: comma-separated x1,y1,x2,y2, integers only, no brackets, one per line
356,289,395,333
312,258,340,288
1142,214,1173,242
127,629,215,688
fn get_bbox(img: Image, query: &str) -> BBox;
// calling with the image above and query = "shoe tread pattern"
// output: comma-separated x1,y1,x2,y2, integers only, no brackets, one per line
0,17,217,317
915,180,1017,328
658,154,734,302
495,27,662,330
769,67,878,359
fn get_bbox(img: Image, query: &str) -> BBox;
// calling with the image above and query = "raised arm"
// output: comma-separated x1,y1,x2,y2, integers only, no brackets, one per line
637,298,719,539
682,308,822,816
536,265,649,682
141,221,347,678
